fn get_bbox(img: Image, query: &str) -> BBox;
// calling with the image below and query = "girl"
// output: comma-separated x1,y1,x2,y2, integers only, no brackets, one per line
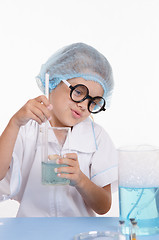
0,43,118,217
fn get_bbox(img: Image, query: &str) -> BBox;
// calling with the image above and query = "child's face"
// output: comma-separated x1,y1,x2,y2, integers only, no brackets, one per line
49,77,104,127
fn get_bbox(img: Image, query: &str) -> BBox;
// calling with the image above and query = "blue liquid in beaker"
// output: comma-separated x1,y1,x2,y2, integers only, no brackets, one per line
42,161,70,185
119,186,159,235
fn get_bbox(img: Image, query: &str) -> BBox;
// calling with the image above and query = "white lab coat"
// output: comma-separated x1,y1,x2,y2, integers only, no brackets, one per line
0,118,118,217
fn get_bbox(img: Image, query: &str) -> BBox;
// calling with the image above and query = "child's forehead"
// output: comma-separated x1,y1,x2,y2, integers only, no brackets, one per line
68,77,87,84
68,77,99,86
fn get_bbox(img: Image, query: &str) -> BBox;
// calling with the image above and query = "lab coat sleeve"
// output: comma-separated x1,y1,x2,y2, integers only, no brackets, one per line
90,128,118,191
0,127,24,201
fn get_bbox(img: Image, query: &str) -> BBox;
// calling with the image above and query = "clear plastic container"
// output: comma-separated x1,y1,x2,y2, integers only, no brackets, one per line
74,231,125,240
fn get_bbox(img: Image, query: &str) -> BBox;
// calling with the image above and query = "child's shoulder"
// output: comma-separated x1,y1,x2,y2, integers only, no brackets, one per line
77,117,108,139
85,117,105,132
85,118,113,143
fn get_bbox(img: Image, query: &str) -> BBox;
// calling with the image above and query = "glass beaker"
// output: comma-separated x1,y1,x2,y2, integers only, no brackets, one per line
41,126,71,185
118,145,159,236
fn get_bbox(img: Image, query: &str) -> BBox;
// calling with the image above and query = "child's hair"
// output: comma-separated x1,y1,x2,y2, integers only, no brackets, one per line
36,42,114,106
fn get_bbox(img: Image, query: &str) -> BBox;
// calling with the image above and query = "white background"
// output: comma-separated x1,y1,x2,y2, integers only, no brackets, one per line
0,0,159,217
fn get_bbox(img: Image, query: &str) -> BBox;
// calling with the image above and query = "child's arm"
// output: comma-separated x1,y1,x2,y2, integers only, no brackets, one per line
76,175,111,215
55,153,112,215
0,95,52,180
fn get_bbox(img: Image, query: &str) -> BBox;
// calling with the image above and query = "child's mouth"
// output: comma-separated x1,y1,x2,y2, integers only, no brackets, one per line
71,109,81,119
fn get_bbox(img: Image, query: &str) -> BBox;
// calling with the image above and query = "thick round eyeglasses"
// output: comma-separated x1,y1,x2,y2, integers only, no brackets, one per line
62,80,106,114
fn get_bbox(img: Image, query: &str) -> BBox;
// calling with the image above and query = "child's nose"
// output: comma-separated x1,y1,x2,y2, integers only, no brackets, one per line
77,99,88,111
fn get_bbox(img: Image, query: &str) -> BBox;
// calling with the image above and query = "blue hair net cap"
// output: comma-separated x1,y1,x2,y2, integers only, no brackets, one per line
36,42,114,107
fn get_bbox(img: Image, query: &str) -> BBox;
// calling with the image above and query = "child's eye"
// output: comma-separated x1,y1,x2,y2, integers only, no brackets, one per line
73,86,86,97
89,101,97,111
90,99,103,110
74,89,82,96
71,85,88,101
91,101,96,106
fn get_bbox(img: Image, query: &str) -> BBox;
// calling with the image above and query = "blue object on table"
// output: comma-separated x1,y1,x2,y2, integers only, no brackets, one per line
0,217,159,240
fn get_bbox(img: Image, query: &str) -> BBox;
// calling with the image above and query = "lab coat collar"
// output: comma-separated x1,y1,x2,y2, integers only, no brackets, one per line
69,118,97,153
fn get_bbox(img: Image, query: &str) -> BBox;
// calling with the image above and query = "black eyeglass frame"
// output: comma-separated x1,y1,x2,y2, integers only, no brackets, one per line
62,80,106,114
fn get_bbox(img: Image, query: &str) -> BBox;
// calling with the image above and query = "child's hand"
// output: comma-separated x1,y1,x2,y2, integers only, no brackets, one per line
11,95,53,127
55,153,84,187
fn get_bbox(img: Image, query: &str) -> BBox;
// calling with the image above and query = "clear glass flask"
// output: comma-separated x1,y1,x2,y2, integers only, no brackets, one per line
41,126,71,185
